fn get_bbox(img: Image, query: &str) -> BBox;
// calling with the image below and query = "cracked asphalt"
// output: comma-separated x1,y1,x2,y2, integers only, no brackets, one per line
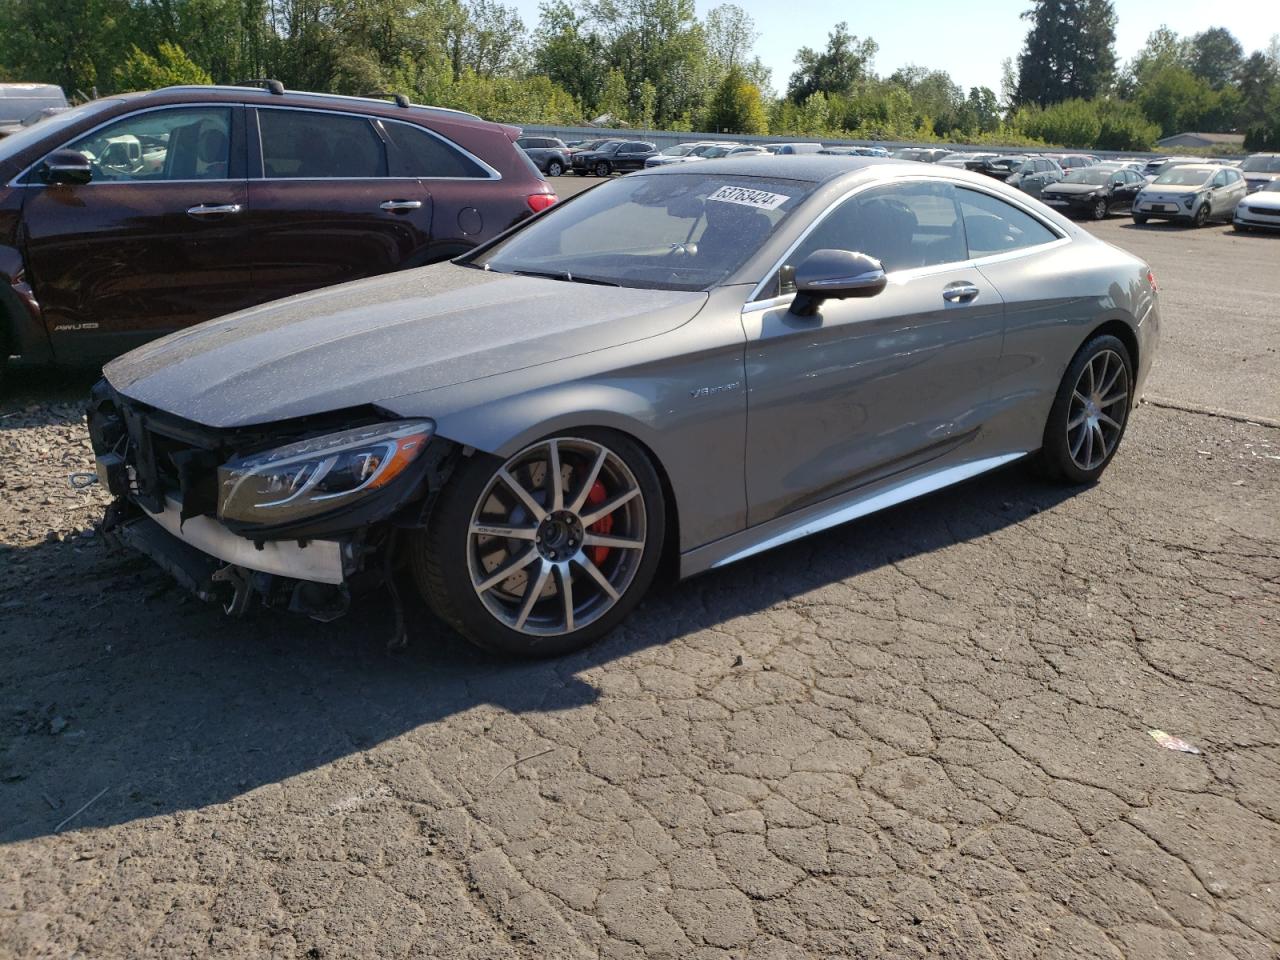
2,212,1279,959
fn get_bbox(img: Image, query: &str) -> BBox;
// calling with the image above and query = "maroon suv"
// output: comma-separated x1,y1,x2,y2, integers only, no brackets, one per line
0,83,556,379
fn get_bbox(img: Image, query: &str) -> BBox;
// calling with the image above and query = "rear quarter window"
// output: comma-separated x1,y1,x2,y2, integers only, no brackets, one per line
958,188,1060,258
382,120,489,178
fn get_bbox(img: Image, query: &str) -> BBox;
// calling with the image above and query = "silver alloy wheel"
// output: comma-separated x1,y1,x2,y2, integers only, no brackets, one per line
548,160,563,176
467,437,647,637
1066,348,1129,471
1092,198,1107,220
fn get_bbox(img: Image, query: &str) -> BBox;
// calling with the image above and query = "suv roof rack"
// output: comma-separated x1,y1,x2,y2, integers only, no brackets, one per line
364,90,411,108
236,78,285,96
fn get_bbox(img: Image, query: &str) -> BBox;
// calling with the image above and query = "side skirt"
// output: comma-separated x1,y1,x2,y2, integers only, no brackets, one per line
679,452,1027,578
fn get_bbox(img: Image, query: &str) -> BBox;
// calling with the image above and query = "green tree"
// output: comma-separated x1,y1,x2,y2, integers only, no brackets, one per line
703,64,766,133
1238,51,1280,128
1136,62,1220,135
786,22,877,103
1015,0,1117,107
1189,27,1243,89
0,0,131,94
533,0,608,109
114,41,214,91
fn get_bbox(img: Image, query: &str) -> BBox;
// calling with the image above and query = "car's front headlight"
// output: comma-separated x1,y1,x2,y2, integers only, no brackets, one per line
218,419,434,526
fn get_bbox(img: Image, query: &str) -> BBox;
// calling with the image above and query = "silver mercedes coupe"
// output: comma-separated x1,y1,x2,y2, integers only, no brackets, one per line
89,156,1160,656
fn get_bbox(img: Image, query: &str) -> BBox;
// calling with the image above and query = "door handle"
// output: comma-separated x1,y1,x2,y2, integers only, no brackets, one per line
379,200,423,211
187,203,242,217
942,282,980,303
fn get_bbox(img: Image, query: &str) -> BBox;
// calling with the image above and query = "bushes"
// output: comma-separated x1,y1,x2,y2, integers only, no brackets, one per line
1009,97,1157,150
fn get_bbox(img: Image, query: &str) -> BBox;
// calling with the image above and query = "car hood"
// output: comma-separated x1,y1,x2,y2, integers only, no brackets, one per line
1142,183,1205,196
1242,191,1280,209
103,263,708,429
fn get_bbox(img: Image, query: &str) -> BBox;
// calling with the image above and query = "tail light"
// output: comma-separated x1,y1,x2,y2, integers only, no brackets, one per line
1147,269,1157,292
527,193,557,213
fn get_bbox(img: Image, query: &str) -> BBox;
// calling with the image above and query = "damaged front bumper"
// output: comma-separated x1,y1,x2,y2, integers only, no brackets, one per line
88,380,452,620
105,490,358,620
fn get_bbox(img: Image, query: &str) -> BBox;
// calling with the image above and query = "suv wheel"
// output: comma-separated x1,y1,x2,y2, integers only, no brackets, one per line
1091,198,1108,220
1036,334,1133,484
547,159,564,177
594,161,611,177
412,431,666,657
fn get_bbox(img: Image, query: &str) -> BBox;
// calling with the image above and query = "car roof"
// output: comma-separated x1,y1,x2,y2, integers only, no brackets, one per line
640,154,894,183
138,84,488,125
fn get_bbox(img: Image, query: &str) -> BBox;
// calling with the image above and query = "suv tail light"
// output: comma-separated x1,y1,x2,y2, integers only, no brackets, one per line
1147,269,1157,292
527,194,557,213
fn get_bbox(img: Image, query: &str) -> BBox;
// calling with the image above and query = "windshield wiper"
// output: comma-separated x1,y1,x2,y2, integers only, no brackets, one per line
510,268,620,287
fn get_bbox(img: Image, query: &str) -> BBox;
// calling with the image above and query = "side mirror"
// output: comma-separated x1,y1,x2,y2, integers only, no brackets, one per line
40,149,92,186
790,249,887,317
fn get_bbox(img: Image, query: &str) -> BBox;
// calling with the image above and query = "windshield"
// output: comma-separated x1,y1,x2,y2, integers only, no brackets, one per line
661,144,694,156
1063,168,1113,185
1154,167,1212,186
473,173,811,292
1242,155,1280,173
1263,180,1280,192
0,99,121,165
691,144,729,157
701,145,734,158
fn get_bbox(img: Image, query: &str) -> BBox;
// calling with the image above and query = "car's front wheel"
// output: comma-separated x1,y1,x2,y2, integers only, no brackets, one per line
1191,203,1210,227
594,161,611,177
412,431,666,657
1091,197,1108,220
547,159,564,177
1036,334,1133,484
1132,213,1148,225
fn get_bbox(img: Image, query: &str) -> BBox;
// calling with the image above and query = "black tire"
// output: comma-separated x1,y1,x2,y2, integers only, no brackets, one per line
1091,198,1108,220
1132,214,1148,225
1192,203,1209,227
1036,333,1133,485
594,161,611,177
411,429,667,658
547,159,563,177
1233,222,1248,232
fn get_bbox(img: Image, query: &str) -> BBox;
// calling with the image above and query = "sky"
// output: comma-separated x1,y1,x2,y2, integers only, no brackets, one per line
506,0,1280,96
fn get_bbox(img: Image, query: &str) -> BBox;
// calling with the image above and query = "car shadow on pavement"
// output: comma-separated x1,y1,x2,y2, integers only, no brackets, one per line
0,367,101,431
0,461,1080,844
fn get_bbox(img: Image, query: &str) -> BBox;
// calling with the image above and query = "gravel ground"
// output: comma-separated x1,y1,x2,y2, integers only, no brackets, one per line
1,216,1279,960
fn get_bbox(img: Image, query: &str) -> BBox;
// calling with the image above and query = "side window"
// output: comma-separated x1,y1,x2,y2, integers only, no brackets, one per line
1212,171,1228,187
958,188,1059,259
57,107,232,182
259,109,386,179
776,181,967,292
516,137,534,148
380,120,487,178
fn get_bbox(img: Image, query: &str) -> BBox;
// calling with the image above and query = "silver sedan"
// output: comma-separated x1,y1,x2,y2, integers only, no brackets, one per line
91,157,1160,656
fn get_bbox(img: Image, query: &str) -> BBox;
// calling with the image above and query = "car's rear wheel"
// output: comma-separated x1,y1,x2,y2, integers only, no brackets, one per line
547,160,564,177
594,161,611,177
1091,198,1108,220
412,431,666,657
1036,334,1133,484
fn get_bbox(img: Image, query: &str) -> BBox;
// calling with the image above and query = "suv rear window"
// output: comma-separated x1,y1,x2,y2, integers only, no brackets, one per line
259,108,385,178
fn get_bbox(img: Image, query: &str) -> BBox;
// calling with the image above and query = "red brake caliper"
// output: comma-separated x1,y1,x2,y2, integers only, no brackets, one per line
584,480,613,566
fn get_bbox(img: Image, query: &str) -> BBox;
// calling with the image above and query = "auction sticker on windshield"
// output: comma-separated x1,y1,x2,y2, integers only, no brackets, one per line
707,185,790,210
